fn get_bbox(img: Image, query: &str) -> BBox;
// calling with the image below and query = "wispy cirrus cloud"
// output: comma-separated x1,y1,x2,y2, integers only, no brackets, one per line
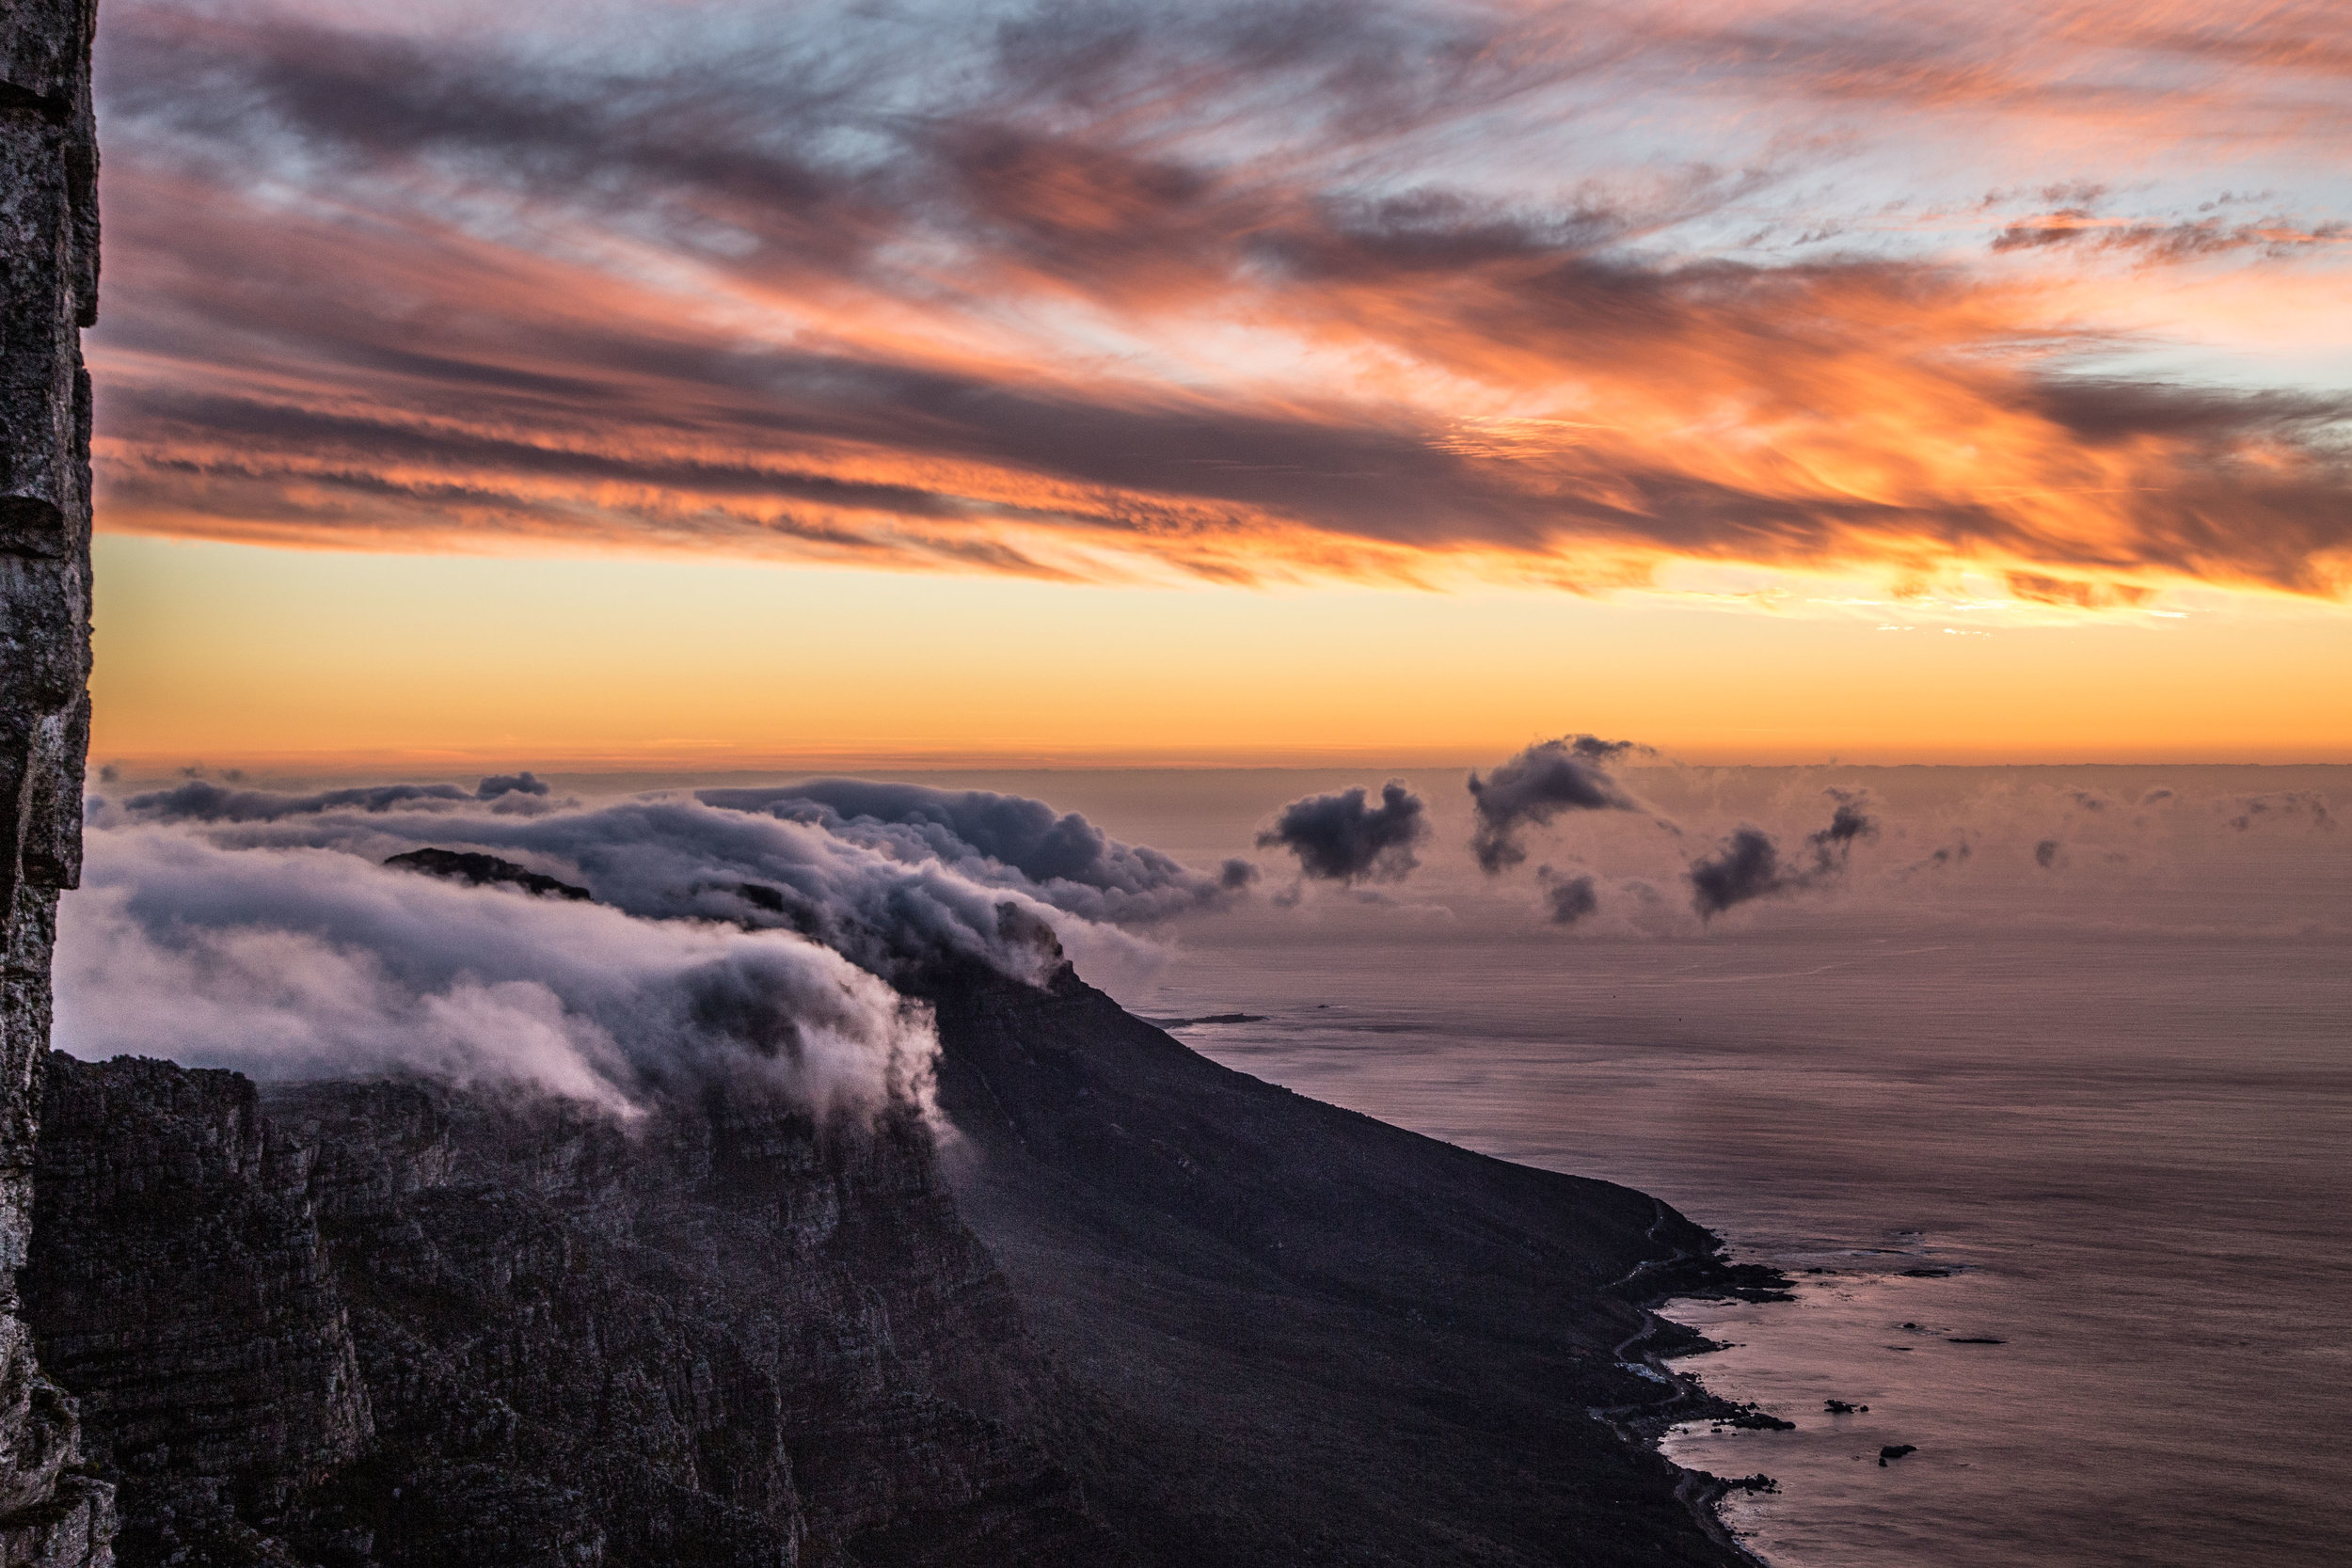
87,0,2352,602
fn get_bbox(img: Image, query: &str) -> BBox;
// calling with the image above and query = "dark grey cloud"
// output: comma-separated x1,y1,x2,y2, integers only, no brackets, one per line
1536,866,1599,927
1467,736,1643,874
1687,828,1783,919
2034,838,2061,868
1811,789,1878,857
1909,835,1973,873
1686,789,1879,919
1255,781,1429,884
119,775,559,822
2224,791,2335,832
477,771,550,800
122,779,474,821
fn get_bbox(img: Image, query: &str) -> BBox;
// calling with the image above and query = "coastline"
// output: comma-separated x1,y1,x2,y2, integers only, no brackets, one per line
1597,1199,1800,1566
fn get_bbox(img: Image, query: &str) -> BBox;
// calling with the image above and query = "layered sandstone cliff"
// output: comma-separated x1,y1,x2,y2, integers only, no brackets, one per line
0,2,110,1560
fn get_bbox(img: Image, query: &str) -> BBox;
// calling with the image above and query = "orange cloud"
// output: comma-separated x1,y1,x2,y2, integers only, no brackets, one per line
86,0,2352,605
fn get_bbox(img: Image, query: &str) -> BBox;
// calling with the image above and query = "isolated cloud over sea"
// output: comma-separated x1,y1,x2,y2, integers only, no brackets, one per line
1687,790,1881,920
85,0,2352,601
1468,736,1645,873
1256,782,1430,884
1536,867,1601,927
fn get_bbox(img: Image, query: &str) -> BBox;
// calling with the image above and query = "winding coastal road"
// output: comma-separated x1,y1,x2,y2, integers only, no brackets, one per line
1593,1198,1773,1566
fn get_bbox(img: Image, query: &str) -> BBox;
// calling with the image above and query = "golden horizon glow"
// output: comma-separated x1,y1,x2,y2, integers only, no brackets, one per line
93,537,2352,770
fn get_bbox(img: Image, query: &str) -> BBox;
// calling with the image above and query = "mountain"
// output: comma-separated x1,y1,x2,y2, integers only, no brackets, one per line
26,1054,1107,1568
920,959,1749,1567
22,951,1764,1567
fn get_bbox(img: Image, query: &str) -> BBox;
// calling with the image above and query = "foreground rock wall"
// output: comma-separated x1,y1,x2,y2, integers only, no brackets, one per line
25,1062,364,1565
27,1055,1115,1568
0,3,110,1562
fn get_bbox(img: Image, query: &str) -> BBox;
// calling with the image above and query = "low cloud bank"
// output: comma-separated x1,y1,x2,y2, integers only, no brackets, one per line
102,777,1243,985
130,777,564,822
1467,736,1645,873
1256,782,1429,884
72,774,1259,1116
477,771,551,800
59,828,937,1121
698,779,1256,924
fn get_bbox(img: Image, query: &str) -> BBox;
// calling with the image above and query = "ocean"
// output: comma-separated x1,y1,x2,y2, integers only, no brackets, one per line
935,764,2349,1568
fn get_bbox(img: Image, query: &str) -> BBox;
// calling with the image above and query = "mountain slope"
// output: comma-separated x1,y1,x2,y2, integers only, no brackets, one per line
917,960,1743,1567
24,958,1754,1567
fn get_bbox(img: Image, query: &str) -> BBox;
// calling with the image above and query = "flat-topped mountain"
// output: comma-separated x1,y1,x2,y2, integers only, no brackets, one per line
24,951,1756,1567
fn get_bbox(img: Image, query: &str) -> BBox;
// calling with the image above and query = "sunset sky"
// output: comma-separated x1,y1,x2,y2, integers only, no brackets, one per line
88,0,2352,767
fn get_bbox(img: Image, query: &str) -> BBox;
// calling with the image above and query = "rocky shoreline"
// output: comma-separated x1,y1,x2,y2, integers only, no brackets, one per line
1586,1202,1797,1565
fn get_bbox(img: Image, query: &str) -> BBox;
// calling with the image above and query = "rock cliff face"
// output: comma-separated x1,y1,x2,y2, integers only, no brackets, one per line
25,957,1762,1568
27,1053,1115,1567
0,1,110,1561
24,1061,367,1566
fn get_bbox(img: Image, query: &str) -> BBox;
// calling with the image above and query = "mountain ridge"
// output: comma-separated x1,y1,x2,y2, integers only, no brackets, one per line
24,954,1767,1566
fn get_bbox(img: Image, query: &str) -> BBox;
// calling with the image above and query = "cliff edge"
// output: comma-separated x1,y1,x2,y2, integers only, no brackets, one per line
0,0,112,1560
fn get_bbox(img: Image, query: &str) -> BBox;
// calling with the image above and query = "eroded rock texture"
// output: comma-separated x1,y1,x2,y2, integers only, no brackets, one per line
27,1054,1115,1567
0,1,110,1561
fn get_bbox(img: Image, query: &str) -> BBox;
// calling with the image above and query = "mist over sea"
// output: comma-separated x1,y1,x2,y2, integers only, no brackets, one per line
928,763,2346,1568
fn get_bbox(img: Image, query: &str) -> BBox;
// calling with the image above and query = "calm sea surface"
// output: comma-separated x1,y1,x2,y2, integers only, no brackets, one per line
929,764,2351,1568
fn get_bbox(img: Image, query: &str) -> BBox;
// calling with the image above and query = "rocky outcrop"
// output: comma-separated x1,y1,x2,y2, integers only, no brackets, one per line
0,2,109,1561
26,1055,1115,1567
380,850,591,902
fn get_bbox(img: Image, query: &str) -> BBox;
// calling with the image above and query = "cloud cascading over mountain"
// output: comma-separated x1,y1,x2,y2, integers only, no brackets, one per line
106,777,1241,977
70,775,1272,1116
60,826,939,1120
